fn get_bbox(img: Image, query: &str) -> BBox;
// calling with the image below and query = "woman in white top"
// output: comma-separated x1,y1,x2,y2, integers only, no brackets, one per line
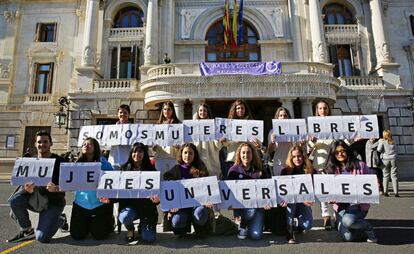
153,101,181,175
192,103,223,178
267,107,296,176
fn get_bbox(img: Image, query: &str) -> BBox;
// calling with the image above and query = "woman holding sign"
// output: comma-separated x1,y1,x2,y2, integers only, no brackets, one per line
193,103,223,178
307,100,355,230
268,107,295,176
153,101,181,175
280,146,314,244
163,143,213,237
325,140,377,243
222,100,261,177
227,143,271,241
117,143,160,243
70,138,115,240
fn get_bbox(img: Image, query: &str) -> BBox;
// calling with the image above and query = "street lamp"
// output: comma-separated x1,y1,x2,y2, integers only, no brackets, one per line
54,96,70,133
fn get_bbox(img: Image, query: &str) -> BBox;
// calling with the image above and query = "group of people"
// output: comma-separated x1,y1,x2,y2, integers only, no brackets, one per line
7,99,399,245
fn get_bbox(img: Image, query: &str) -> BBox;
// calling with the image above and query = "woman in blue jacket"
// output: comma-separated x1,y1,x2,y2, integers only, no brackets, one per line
70,137,114,240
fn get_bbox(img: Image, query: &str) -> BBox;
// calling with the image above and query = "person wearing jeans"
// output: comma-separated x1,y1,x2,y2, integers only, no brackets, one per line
280,145,314,243
227,143,271,241
8,131,66,243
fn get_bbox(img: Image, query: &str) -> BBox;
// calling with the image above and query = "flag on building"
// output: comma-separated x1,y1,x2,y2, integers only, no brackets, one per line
231,0,238,48
237,0,243,46
223,0,230,47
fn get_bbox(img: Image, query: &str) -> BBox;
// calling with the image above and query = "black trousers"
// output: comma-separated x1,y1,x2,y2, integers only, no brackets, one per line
70,202,114,240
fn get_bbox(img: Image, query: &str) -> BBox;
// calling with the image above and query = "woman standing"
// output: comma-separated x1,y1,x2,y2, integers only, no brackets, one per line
70,138,114,240
117,143,160,243
163,143,213,237
268,107,296,176
280,146,314,244
153,101,181,175
325,140,377,243
227,143,271,240
193,103,223,178
377,130,399,197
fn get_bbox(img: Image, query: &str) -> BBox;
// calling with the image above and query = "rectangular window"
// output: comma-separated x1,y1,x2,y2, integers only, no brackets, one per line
35,23,57,42
34,63,54,94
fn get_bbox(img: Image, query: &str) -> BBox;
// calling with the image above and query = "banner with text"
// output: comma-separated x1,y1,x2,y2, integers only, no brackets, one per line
199,61,282,76
59,162,102,191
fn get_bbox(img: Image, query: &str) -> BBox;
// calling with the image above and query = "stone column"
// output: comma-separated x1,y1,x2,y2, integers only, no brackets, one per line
280,99,295,118
174,100,185,121
116,44,121,78
369,0,392,65
144,0,159,65
300,98,314,118
288,0,302,61
81,0,100,67
308,0,328,63
165,0,175,61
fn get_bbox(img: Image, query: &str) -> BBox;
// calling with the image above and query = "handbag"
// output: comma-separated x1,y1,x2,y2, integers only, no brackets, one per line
7,185,49,212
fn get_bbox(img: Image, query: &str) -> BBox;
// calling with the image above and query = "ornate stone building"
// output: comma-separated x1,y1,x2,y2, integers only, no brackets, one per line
0,0,413,177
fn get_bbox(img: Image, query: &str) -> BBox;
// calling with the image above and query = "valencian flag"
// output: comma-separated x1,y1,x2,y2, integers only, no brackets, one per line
231,0,238,49
237,0,243,46
223,0,230,47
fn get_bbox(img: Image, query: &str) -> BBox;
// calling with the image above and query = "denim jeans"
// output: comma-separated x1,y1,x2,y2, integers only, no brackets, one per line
239,208,265,240
171,206,208,229
336,205,373,242
9,192,64,243
286,203,313,230
118,207,156,243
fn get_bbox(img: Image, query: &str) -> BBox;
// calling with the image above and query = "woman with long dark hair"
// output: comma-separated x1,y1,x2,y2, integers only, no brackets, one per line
325,140,377,243
117,143,160,243
163,143,213,237
70,138,114,240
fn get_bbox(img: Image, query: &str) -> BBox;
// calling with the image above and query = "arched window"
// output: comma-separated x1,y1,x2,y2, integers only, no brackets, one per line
323,4,354,24
114,7,144,28
205,20,260,62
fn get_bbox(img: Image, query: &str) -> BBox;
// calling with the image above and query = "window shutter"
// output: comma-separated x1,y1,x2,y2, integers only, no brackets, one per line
34,63,39,93
53,22,57,42
48,63,54,94
35,23,41,42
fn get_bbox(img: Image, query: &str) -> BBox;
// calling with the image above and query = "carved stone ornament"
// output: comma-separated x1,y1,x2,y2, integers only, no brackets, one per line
3,10,19,24
257,8,285,38
75,9,85,19
313,42,326,62
144,44,152,63
82,46,95,65
379,41,392,63
27,42,58,56
0,62,13,78
180,9,205,39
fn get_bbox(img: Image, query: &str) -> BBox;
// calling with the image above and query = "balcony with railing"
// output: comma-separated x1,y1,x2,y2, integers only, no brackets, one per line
108,27,145,43
140,62,340,106
93,79,139,92
339,76,384,89
324,24,360,44
25,93,52,104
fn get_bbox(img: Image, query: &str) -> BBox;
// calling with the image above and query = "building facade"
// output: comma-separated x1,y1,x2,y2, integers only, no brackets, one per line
0,0,413,177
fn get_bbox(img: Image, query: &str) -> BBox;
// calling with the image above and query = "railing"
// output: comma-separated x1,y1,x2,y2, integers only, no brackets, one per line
25,94,51,103
340,76,384,88
324,24,358,34
147,65,176,78
108,27,145,41
146,62,334,79
93,79,138,91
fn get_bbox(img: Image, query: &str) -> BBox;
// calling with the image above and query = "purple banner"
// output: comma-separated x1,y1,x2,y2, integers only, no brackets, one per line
199,61,282,76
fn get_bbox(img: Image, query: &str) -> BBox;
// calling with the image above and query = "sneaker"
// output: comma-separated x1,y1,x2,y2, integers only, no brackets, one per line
6,228,35,243
383,192,389,197
126,229,135,242
237,228,248,240
287,232,296,244
395,194,400,197
366,229,378,243
60,213,69,232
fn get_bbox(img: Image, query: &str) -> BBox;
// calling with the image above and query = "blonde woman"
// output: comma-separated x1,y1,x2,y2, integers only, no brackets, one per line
377,130,399,197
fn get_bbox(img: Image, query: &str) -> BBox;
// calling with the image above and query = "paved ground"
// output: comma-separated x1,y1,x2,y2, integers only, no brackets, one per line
0,181,413,254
